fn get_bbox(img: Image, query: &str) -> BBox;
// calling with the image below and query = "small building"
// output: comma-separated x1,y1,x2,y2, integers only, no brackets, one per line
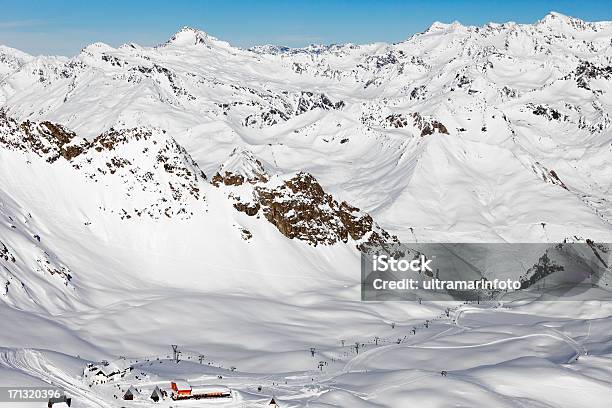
123,386,139,401
170,379,192,400
170,381,231,400
84,359,132,385
269,397,279,407
150,386,164,402
47,395,72,408
191,385,231,399
91,370,109,385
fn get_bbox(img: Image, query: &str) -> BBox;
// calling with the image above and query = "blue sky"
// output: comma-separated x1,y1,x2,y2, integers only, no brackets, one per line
1,0,611,56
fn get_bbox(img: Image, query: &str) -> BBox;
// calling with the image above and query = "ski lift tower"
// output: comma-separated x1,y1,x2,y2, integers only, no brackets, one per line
171,345,180,363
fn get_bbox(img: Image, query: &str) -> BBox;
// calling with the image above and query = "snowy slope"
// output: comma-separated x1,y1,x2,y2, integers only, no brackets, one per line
0,11,611,408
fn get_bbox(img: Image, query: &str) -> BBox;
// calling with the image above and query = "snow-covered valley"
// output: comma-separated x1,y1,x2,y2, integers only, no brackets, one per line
1,11,612,407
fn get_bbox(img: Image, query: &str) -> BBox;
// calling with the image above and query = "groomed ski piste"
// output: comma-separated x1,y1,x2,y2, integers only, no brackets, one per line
1,10,612,407
3,294,612,407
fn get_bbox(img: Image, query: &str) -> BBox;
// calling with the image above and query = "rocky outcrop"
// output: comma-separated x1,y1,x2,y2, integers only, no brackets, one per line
531,161,569,191
20,121,88,162
36,251,72,283
229,171,398,249
384,112,448,136
295,91,345,115
212,172,246,186
409,113,449,136
0,112,208,220
571,61,612,90
211,149,398,249
211,148,268,187
0,241,15,263
233,201,260,216
385,114,409,128
0,110,88,162
530,104,568,121
79,127,207,219
242,91,344,128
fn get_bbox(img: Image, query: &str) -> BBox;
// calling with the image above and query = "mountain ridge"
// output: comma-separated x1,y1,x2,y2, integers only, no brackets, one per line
1,13,611,244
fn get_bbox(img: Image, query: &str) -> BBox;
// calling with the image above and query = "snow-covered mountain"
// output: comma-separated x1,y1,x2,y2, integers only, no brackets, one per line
1,12,612,408
1,13,611,244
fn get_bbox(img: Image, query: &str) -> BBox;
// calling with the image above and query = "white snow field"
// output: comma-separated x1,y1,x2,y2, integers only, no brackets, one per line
0,11,612,407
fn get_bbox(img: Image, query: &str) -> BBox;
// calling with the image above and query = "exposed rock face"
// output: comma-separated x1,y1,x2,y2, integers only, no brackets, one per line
254,173,343,245
243,91,344,128
530,104,568,121
212,172,246,187
36,250,72,283
385,114,409,128
0,110,88,162
240,227,252,241
210,149,397,248
383,112,448,136
571,61,612,90
78,127,208,219
0,109,20,147
547,170,569,191
211,148,268,187
531,161,569,191
244,108,290,127
295,91,345,115
20,121,88,162
0,241,15,263
227,170,397,249
409,113,449,136
233,201,260,216
258,173,397,248
519,252,564,289
0,112,208,220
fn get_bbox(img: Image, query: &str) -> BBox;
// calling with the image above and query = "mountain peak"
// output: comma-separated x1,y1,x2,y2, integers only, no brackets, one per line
0,45,33,76
0,44,33,60
79,41,115,55
536,11,592,30
539,11,573,23
212,148,269,186
426,20,464,32
164,26,222,47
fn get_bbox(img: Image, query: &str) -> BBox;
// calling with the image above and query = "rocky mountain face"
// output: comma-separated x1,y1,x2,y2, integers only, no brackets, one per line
0,109,88,161
1,110,207,220
212,149,397,248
